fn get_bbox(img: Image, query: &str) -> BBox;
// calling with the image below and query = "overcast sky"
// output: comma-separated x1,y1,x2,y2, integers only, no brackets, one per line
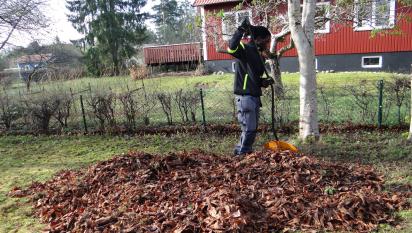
13,0,162,47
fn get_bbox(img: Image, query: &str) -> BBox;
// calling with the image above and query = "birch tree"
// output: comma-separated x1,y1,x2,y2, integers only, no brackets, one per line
288,0,319,140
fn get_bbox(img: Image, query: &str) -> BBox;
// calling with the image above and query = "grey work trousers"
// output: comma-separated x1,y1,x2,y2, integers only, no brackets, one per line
234,95,260,155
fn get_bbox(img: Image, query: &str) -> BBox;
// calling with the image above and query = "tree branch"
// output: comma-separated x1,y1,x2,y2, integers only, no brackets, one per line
278,38,294,57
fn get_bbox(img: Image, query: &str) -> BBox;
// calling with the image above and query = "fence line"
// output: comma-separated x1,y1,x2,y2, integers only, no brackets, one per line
0,78,410,133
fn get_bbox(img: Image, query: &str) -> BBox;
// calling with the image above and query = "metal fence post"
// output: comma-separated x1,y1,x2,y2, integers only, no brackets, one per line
377,80,384,128
200,88,206,128
80,95,88,133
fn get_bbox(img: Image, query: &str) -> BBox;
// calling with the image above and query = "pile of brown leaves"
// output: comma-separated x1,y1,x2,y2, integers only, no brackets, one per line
10,150,410,232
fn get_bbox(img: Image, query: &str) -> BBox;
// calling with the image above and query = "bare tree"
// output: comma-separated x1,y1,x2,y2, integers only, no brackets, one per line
0,0,48,50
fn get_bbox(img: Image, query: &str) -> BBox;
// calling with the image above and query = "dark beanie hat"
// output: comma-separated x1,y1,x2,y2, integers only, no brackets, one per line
251,26,271,39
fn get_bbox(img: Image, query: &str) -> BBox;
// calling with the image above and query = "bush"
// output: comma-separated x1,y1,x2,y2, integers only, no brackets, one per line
157,92,173,125
173,89,200,122
24,92,61,133
0,92,23,130
129,65,149,80
45,67,86,81
87,90,117,132
54,92,73,129
385,75,410,125
118,90,138,131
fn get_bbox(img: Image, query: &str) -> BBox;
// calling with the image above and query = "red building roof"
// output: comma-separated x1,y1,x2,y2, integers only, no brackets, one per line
193,0,240,6
17,54,52,64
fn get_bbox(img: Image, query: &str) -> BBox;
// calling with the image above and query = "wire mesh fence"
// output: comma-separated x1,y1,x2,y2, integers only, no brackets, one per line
0,77,410,134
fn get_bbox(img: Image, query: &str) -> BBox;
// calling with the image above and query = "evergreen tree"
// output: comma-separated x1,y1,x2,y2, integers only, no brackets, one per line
66,0,148,76
152,0,199,44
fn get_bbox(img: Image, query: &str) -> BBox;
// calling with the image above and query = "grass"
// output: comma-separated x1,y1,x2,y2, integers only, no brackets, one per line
0,130,411,232
7,71,395,95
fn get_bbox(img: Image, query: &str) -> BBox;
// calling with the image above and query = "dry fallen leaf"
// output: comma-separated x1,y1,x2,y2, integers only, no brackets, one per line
11,150,410,233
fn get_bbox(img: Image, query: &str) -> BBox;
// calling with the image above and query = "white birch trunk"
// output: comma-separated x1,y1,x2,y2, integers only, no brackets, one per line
288,0,320,140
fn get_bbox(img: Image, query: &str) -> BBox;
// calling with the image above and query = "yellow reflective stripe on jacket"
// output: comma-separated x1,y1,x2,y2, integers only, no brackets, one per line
243,74,248,90
227,46,238,54
228,42,245,54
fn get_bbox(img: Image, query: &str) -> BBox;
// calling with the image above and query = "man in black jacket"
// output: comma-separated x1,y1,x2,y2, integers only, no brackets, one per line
228,19,273,156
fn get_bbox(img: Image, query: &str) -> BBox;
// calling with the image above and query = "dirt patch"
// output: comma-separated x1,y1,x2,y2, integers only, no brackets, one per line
10,150,411,232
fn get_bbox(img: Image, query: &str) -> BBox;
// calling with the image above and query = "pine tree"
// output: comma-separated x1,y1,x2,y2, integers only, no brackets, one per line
66,0,148,76
152,0,199,44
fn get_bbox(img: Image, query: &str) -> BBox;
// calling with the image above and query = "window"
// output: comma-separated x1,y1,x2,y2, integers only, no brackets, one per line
354,0,395,31
300,2,331,34
222,10,252,40
315,2,331,34
361,56,382,68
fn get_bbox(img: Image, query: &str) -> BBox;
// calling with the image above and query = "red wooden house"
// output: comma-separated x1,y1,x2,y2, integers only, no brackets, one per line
193,0,412,73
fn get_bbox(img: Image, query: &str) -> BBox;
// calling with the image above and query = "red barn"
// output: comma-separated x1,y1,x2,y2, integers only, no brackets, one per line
193,0,412,73
143,42,201,65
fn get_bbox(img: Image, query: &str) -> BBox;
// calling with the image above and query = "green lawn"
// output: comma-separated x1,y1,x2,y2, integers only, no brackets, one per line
0,130,411,232
8,71,395,94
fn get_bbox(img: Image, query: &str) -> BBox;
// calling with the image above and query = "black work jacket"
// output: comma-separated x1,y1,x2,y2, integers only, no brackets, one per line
228,29,265,97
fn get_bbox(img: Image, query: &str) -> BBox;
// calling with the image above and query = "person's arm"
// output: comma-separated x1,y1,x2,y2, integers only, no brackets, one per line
227,18,250,59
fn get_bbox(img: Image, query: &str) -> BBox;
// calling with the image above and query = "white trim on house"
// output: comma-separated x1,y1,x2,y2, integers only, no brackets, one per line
315,2,331,34
201,6,208,61
222,9,253,41
361,55,383,68
354,0,396,31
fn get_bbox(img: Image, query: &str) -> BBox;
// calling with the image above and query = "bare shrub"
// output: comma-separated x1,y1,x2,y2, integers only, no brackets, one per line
344,80,376,124
136,91,156,126
386,75,410,125
0,70,19,88
157,93,173,125
118,90,138,131
24,92,61,133
87,91,116,132
54,92,73,129
261,86,296,126
130,65,149,80
174,89,200,122
318,85,336,122
194,63,206,76
0,91,23,130
45,67,86,81
187,91,200,122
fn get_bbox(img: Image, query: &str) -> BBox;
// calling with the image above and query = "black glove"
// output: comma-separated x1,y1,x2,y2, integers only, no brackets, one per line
238,18,251,35
261,78,274,88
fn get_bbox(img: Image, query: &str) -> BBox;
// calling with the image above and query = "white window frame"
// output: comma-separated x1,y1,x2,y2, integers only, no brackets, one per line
361,55,383,68
222,10,253,41
354,0,396,31
315,2,331,34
